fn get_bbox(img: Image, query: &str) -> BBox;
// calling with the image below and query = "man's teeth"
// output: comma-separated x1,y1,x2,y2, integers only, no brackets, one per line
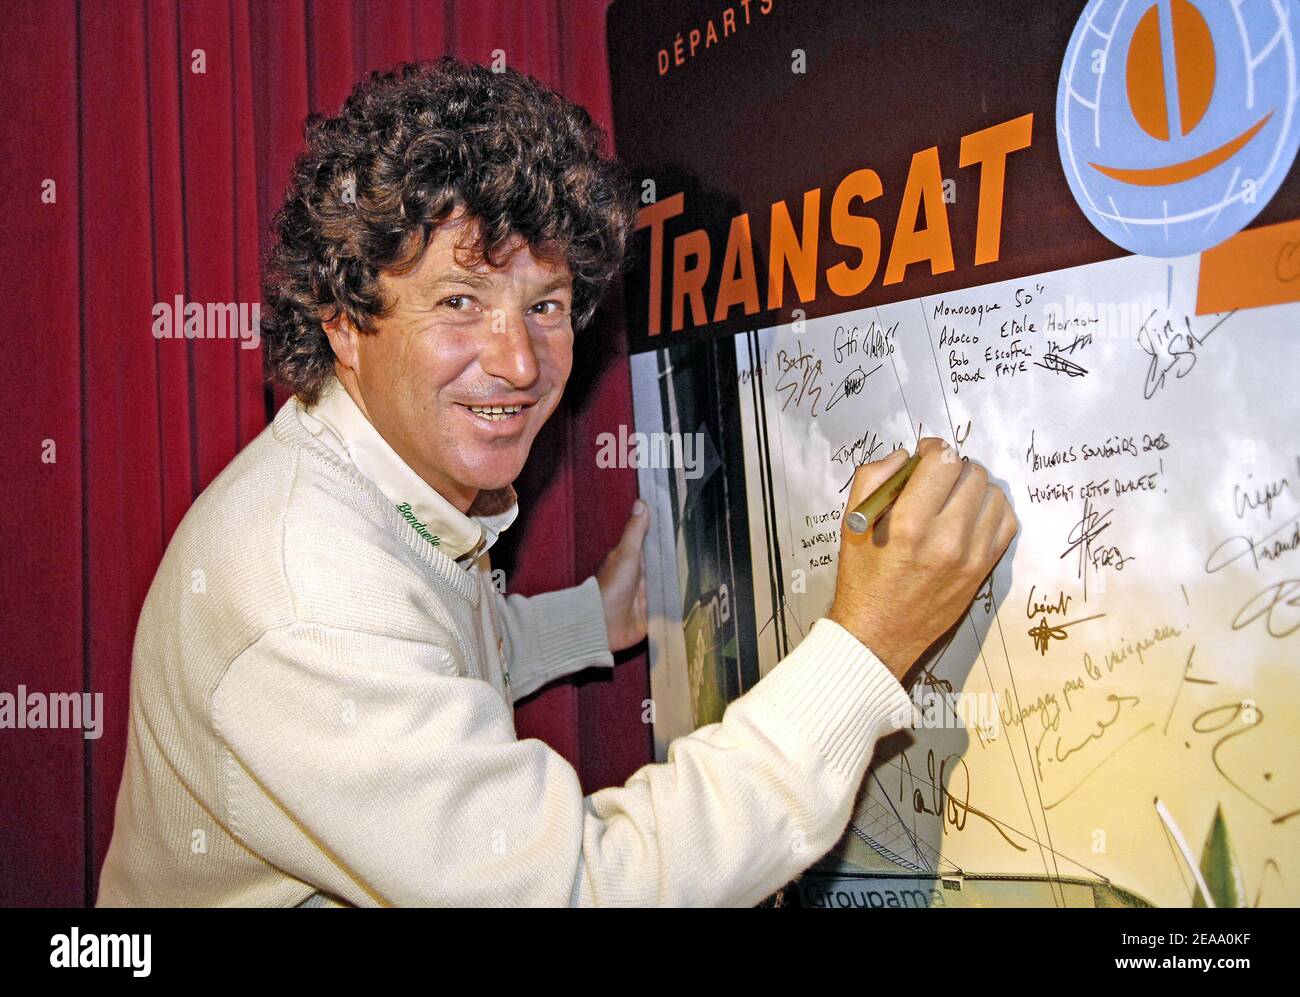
468,404,523,421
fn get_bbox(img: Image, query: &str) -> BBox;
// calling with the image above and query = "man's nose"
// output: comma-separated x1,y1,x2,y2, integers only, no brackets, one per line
479,308,541,388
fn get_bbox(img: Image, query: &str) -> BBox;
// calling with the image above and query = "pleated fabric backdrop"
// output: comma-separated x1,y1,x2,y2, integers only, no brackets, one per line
0,0,649,907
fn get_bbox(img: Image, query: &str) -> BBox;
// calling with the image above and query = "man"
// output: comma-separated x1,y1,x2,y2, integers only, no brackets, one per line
98,57,1017,907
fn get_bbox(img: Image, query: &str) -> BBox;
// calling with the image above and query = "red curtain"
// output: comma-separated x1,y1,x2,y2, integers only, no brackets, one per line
0,0,649,907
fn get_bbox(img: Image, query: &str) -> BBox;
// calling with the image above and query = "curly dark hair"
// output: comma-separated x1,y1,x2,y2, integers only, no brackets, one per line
260,55,640,404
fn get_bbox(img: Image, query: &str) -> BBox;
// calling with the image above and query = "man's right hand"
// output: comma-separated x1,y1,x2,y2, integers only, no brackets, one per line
827,436,1019,682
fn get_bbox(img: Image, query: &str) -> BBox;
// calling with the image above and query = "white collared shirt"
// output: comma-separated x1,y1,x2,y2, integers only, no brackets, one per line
297,375,519,567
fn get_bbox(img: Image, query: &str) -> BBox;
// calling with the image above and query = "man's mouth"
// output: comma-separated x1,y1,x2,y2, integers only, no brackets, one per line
459,401,534,424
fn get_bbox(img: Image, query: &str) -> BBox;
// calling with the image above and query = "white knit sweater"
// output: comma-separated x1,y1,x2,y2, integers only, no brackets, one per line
96,398,916,907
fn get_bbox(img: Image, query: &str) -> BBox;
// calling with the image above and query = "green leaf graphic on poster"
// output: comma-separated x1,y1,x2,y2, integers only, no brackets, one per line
1193,805,1246,908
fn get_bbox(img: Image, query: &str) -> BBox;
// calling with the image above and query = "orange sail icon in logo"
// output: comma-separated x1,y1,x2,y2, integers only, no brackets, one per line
1090,0,1272,187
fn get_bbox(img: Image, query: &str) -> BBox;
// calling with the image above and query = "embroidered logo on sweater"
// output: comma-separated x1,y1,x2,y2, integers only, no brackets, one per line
395,502,441,546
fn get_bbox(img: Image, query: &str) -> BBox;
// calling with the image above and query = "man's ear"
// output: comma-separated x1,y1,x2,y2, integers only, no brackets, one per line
321,310,362,373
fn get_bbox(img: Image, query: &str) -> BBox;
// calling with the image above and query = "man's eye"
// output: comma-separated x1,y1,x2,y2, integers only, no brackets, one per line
439,295,477,312
530,300,566,317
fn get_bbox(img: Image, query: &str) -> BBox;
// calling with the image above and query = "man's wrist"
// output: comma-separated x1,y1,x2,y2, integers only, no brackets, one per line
825,606,913,682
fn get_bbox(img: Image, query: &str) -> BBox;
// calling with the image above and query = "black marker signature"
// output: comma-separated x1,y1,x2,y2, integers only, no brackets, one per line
824,361,882,413
1137,309,1234,400
774,349,823,415
1060,495,1134,598
1035,352,1089,377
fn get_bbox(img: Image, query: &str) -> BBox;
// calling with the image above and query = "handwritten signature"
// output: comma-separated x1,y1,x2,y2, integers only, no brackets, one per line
774,348,823,415
1205,514,1300,573
894,749,1025,850
1035,352,1089,377
1060,495,1135,598
1035,693,1140,780
1231,578,1300,638
825,362,881,413
1137,309,1235,400
1027,612,1107,654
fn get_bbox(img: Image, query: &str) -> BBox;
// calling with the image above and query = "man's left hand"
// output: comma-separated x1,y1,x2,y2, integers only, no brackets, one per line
596,499,651,653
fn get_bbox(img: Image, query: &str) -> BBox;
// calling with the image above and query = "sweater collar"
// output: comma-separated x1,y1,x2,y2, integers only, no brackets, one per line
296,376,518,564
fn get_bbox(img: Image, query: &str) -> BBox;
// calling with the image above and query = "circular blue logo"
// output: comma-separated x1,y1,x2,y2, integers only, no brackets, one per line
1057,0,1300,257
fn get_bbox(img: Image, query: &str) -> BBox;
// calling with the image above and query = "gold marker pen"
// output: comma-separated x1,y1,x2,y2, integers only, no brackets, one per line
844,450,925,534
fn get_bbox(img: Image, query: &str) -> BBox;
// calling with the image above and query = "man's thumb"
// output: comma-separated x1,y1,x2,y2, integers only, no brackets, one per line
622,498,651,546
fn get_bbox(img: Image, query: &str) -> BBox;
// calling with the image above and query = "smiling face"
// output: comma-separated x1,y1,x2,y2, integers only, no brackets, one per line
323,208,575,512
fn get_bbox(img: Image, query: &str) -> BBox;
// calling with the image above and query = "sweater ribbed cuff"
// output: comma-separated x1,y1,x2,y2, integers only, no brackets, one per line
520,575,615,684
744,617,919,780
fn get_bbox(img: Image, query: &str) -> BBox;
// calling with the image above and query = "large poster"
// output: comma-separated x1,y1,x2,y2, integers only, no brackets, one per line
609,0,1300,906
